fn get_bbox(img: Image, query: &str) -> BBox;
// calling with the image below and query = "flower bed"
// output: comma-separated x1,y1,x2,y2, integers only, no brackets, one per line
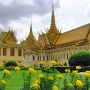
0,65,89,90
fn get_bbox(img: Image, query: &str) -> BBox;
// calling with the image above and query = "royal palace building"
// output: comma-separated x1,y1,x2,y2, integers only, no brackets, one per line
0,5,90,66
0,30,24,65
23,5,90,66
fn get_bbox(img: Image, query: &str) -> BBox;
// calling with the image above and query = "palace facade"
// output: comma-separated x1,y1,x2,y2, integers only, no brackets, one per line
23,5,90,66
0,5,90,66
0,30,24,65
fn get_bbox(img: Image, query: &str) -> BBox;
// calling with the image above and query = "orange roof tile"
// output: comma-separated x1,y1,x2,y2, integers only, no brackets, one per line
56,23,90,45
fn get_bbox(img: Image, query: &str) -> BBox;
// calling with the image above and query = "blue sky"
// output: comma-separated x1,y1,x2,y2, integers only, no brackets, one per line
0,0,90,41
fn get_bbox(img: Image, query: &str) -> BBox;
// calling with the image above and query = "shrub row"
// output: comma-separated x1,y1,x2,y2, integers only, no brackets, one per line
51,66,90,73
0,66,90,72
68,51,90,66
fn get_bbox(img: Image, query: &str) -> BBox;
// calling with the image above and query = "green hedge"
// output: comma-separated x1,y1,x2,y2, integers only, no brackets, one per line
5,61,18,67
68,51,90,66
51,66,90,73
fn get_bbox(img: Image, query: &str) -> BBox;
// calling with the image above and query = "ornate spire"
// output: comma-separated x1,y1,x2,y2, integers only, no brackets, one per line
25,21,37,49
47,3,58,45
28,21,35,39
30,21,33,35
51,3,56,26
48,2,57,32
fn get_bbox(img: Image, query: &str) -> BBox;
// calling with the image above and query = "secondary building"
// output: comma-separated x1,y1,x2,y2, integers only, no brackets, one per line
0,30,24,65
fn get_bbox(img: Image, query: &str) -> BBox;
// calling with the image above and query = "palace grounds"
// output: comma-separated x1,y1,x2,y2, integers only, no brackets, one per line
0,66,90,90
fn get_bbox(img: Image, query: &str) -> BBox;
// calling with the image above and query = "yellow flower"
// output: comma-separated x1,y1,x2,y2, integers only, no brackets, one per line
52,85,58,90
32,83,39,89
0,80,7,85
0,65,2,67
65,69,70,73
76,66,81,70
40,61,45,64
85,71,90,73
72,70,78,75
85,71,90,78
39,73,44,78
3,69,10,74
50,60,57,65
76,80,83,87
48,76,54,80
35,80,40,84
15,67,20,71
28,67,36,74
57,74,64,79
67,83,74,88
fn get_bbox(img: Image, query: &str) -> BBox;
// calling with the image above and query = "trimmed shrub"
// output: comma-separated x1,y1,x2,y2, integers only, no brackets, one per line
68,51,90,66
53,66,71,73
5,61,18,67
53,66,90,73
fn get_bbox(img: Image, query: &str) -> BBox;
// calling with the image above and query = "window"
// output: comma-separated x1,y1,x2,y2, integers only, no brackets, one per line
51,55,52,60
40,55,41,61
33,55,35,61
63,54,65,59
43,55,44,60
61,55,62,60
47,55,49,61
10,48,15,56
67,53,68,59
18,49,22,56
38,56,39,61
3,48,7,56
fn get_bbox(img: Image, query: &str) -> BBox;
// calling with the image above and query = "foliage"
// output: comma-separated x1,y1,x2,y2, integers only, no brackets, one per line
0,68,89,90
53,66,71,73
68,51,90,66
39,76,55,90
5,61,18,67
0,64,90,90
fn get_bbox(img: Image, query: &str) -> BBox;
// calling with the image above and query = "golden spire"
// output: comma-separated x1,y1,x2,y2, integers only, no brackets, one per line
51,2,56,26
26,21,37,49
28,21,34,39
47,3,58,45
30,21,33,35
48,2,57,32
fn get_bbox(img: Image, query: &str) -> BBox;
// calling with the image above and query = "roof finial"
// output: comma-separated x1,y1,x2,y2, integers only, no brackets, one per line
30,20,32,34
51,1,56,26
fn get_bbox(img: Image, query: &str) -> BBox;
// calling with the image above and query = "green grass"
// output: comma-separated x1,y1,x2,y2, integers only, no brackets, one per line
0,70,42,90
0,70,90,90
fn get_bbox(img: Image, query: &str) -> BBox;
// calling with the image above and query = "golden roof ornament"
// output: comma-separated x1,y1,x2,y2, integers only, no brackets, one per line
25,21,37,49
47,3,59,45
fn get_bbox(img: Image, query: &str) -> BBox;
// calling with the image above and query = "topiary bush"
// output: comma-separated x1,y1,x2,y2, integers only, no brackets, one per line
68,51,90,66
5,61,18,67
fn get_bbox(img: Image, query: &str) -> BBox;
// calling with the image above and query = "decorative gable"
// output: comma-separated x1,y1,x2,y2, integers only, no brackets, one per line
4,31,17,44
25,23,38,50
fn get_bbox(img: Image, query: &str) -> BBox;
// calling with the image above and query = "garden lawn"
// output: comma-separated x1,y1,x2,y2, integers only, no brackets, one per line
0,70,90,90
0,70,42,90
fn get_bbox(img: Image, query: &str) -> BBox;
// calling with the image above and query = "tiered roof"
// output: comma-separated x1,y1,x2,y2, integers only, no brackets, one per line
25,23,38,50
0,30,17,44
24,4,90,50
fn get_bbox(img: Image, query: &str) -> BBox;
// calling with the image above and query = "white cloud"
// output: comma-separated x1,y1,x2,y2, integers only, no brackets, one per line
7,17,30,41
85,5,90,21
14,0,34,6
0,24,5,29
0,0,13,5
55,0,90,32
0,0,34,6
0,0,90,41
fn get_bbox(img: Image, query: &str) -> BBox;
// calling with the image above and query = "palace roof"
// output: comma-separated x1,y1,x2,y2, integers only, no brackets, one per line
0,30,17,44
24,4,90,50
56,23,90,46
